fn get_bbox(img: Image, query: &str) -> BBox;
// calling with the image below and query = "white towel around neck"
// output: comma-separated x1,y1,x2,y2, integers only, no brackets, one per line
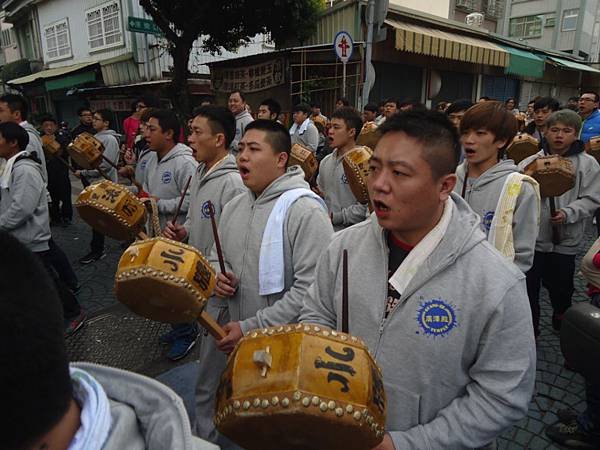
289,118,311,136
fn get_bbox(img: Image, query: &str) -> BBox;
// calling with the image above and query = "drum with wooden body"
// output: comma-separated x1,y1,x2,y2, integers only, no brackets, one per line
75,180,147,241
288,143,318,182
115,237,216,324
67,132,104,169
356,122,381,151
215,324,386,450
585,136,600,163
41,134,62,158
506,133,539,164
342,146,373,204
523,155,575,198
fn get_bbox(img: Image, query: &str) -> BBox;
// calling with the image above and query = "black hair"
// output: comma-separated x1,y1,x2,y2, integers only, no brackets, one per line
0,233,72,450
384,98,400,108
77,106,92,116
336,97,350,106
245,119,291,155
229,90,246,102
446,99,474,115
94,109,115,130
311,102,321,109
581,91,600,102
379,110,460,179
0,121,29,151
259,98,281,117
39,114,57,125
292,102,311,115
331,107,363,139
140,94,161,108
533,97,560,112
0,93,29,121
147,109,180,143
568,96,580,102
192,105,236,148
479,96,491,101
364,102,378,113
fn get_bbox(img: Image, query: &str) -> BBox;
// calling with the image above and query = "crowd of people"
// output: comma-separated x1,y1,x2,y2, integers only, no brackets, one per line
1,87,600,449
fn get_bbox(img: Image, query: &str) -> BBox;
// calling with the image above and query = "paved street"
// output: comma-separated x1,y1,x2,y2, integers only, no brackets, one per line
59,179,593,449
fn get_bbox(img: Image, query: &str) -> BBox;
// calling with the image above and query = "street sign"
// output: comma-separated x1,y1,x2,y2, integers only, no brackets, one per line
334,31,353,63
127,16,162,36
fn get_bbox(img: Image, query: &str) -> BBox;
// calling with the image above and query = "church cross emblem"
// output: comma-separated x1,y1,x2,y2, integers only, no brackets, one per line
334,31,353,64
338,36,350,58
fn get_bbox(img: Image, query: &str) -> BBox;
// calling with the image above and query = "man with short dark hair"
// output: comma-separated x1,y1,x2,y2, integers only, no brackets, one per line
75,109,121,265
363,102,379,123
194,119,333,444
317,106,368,230
228,90,254,154
578,91,600,143
257,98,281,121
376,98,399,125
335,97,350,109
71,106,95,138
446,100,474,131
290,102,319,152
300,110,536,450
567,96,580,112
310,102,328,127
525,96,560,141
0,231,218,450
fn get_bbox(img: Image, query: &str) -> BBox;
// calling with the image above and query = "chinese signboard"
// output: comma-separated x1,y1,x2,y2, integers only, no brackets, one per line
127,16,162,36
212,58,285,93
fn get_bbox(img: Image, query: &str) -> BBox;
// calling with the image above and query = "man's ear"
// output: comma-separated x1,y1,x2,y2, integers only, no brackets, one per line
439,173,457,201
278,151,289,168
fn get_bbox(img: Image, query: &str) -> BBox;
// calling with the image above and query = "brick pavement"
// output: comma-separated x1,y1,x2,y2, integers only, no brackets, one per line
58,185,596,448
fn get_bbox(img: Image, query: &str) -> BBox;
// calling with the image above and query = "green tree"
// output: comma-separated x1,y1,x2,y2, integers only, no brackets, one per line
139,0,324,114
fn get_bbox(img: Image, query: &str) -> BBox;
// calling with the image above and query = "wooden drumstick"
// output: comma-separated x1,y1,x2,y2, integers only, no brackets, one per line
51,154,91,187
549,197,562,244
171,175,193,224
100,154,143,190
208,200,227,274
342,249,349,334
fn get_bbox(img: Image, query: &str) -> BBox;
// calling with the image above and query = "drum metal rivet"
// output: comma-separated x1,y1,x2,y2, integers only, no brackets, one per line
346,404,354,414
351,336,357,342
367,416,373,425
353,411,362,421
253,398,260,408
319,402,328,412
328,401,336,410
262,328,268,334
271,396,279,406
261,399,269,409
293,391,302,401
251,332,258,338
295,324,302,330
169,275,175,280
281,398,290,407
331,331,338,336
314,326,321,332
285,326,292,332
362,409,368,418
268,329,274,335
277,326,284,332
242,401,250,410
341,335,348,341
322,330,330,337
302,397,310,407
335,408,344,417
304,325,311,332
233,401,240,409
311,396,320,406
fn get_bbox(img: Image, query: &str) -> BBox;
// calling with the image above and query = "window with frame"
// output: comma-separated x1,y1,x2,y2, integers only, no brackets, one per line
86,0,123,51
545,15,556,27
44,18,72,60
1,28,13,47
509,15,543,38
562,9,579,31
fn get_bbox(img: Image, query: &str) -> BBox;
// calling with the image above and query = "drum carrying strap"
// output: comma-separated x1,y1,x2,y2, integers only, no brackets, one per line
488,173,540,262
141,197,161,237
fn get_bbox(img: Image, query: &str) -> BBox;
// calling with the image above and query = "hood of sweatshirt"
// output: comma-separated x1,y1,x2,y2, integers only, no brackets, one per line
245,165,310,205
159,143,193,163
235,110,253,122
456,159,519,190
198,153,239,186
541,138,585,157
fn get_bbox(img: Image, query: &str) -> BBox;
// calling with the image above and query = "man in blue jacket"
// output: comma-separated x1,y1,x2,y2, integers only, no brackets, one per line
579,91,600,144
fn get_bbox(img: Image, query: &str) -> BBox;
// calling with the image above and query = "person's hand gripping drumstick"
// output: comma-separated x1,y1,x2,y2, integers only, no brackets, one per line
162,175,193,241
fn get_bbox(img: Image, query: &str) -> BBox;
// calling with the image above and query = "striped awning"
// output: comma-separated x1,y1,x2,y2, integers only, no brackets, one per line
385,20,509,68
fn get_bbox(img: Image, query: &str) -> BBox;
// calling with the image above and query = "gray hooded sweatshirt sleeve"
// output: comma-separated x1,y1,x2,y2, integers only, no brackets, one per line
230,110,254,154
300,193,535,449
210,166,333,334
80,129,120,182
317,150,368,231
455,160,540,272
21,122,48,184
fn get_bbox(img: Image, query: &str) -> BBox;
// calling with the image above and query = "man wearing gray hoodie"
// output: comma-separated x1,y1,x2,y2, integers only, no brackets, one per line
163,105,245,361
228,90,254,155
194,119,333,446
455,101,540,273
300,111,536,450
76,109,121,265
1,232,218,450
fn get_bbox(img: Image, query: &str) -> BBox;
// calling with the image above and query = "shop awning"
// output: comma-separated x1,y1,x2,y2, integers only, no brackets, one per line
500,45,545,78
548,56,600,74
7,61,97,86
385,20,509,68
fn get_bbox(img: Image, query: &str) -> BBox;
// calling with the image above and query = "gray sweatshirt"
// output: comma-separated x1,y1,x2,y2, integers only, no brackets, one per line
80,129,120,182
212,165,333,334
0,154,51,252
317,149,369,231
143,143,198,229
455,159,540,272
183,154,246,255
518,145,600,254
300,193,536,449
21,121,48,184
290,119,319,152
72,362,218,450
230,110,254,154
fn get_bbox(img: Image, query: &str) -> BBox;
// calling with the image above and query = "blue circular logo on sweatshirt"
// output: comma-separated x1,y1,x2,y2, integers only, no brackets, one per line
162,171,172,184
416,299,457,337
201,201,214,219
482,210,495,232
